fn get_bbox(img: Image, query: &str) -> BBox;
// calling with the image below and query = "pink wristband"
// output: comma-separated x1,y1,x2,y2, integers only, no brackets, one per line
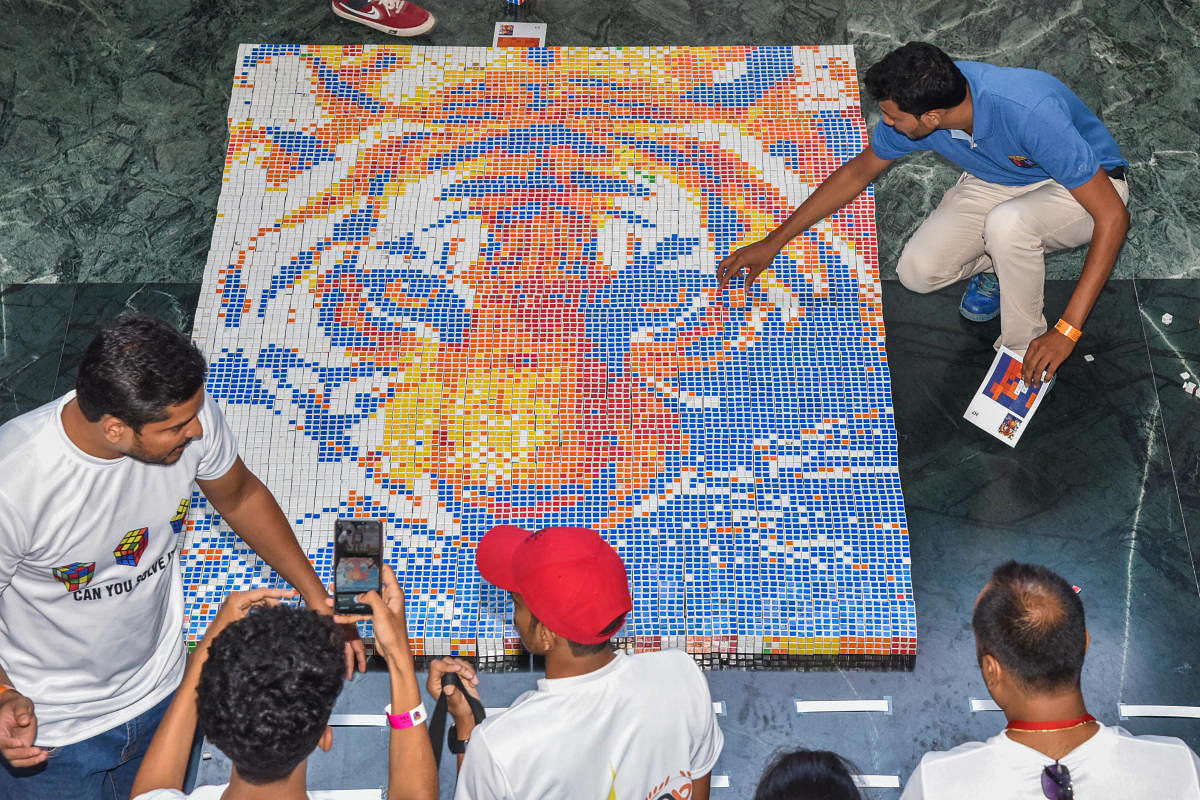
385,702,428,730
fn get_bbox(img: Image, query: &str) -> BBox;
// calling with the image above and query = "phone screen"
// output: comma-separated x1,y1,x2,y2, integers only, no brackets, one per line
334,518,383,614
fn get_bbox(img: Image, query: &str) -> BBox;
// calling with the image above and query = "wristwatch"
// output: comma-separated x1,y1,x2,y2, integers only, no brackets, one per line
448,723,470,754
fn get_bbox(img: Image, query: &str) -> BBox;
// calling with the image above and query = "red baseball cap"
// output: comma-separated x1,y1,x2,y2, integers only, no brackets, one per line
476,525,632,644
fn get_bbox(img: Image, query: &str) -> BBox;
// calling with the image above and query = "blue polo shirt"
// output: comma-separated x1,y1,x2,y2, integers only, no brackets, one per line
871,61,1126,189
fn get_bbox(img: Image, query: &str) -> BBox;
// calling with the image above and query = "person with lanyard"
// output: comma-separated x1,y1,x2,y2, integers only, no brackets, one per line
718,41,1130,387
900,561,1200,799
426,524,724,800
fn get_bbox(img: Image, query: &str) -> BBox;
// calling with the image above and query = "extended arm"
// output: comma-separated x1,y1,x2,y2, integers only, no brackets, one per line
1021,167,1130,384
348,566,438,800
197,458,367,676
717,146,893,290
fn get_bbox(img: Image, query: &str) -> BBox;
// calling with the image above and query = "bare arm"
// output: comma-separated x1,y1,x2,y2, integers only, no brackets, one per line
1021,167,1130,384
690,772,712,800
717,146,893,290
349,566,438,800
197,458,366,676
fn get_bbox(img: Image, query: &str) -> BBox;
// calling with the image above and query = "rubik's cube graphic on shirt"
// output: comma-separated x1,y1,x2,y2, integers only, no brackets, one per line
170,499,191,535
52,562,96,592
113,527,149,567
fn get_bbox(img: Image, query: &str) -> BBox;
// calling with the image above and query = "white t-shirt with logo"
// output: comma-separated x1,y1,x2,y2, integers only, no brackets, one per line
455,649,724,800
901,722,1200,799
0,391,239,747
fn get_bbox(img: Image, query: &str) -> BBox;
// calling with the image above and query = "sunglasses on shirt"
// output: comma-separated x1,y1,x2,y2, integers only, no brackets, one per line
1042,762,1073,800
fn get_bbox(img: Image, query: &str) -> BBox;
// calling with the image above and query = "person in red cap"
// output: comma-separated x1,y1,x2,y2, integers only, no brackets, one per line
428,525,724,800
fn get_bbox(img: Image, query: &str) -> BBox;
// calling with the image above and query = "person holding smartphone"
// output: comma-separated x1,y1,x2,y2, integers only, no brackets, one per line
0,313,366,799
130,564,438,800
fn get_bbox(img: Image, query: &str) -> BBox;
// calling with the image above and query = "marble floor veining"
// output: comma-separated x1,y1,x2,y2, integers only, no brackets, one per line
0,0,1196,284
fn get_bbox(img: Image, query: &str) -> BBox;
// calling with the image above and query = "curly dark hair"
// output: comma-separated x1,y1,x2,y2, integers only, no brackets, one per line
75,312,207,430
864,41,968,116
197,605,345,785
972,561,1087,693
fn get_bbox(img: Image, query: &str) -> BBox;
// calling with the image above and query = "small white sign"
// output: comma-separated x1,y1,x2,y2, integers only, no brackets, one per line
963,347,1053,447
493,22,547,47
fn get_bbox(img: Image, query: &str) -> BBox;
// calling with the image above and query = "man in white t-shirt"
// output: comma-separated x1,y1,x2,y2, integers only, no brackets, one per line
129,565,436,800
0,314,365,799
428,525,724,800
901,561,1200,799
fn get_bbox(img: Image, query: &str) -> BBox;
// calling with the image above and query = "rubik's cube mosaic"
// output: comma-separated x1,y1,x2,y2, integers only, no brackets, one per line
183,44,915,667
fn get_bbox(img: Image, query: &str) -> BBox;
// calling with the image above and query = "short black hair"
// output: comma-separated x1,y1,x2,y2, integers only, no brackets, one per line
75,312,207,430
753,749,863,800
197,605,345,785
566,615,626,657
972,561,1087,693
864,41,968,116
526,609,625,657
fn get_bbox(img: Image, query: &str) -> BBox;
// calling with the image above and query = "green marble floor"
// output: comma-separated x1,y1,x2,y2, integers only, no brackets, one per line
0,0,1196,283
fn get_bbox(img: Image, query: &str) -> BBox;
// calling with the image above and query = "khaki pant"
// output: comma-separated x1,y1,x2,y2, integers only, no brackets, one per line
895,172,1130,355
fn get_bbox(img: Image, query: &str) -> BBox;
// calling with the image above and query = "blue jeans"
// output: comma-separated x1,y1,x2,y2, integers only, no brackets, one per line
0,693,176,800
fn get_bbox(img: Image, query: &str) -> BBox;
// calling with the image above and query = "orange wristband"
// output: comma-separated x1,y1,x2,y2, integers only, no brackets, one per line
1054,319,1082,342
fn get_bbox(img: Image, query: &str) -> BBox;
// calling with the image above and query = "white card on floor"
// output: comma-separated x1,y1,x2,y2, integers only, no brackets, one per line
493,22,547,47
964,346,1053,447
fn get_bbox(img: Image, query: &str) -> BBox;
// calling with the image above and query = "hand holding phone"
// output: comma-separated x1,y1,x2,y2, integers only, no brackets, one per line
333,518,383,615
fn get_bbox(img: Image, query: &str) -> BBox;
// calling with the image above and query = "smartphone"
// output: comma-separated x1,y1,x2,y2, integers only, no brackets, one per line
333,518,383,615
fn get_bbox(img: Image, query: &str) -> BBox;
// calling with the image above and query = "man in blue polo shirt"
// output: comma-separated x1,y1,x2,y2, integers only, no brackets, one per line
718,41,1130,386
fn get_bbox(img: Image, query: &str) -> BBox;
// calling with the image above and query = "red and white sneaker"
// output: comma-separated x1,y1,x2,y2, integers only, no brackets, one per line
331,0,437,36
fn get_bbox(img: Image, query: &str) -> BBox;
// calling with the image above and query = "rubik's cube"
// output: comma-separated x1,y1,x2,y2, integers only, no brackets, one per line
113,527,149,567
52,562,96,592
170,499,191,535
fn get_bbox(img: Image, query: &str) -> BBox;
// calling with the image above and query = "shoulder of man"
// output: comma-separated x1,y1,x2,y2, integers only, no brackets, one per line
626,649,714,703
191,391,242,480
0,395,68,505
899,737,999,799
1107,724,1200,761
961,61,1072,115
0,394,63,462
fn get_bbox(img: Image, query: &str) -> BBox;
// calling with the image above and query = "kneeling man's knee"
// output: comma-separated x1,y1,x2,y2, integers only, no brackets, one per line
896,247,941,294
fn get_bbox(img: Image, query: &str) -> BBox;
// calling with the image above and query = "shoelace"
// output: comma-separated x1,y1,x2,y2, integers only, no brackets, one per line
379,0,408,11
975,273,1000,296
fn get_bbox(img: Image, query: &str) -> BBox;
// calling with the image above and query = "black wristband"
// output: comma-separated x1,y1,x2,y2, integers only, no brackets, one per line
448,723,470,754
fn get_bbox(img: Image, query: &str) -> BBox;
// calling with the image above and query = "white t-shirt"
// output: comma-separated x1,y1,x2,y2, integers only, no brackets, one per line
0,391,239,747
134,784,346,799
455,649,724,800
901,723,1200,799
